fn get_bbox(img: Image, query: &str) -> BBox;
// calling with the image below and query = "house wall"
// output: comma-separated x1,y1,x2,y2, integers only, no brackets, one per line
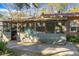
66,19,79,35
0,22,3,41
3,32,11,42
1,17,79,42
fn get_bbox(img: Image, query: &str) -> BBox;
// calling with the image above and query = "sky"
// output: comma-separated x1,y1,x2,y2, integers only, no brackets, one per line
0,4,4,9
0,3,79,16
0,3,79,9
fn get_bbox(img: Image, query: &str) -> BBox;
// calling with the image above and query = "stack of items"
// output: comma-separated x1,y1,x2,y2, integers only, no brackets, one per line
20,33,39,43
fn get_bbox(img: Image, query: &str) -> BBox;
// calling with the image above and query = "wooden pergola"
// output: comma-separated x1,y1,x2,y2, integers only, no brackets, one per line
0,12,79,35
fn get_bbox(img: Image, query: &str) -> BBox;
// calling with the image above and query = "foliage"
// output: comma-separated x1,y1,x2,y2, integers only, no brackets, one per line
48,3,69,13
0,41,6,51
69,7,79,13
32,3,39,8
41,8,46,14
15,3,30,10
67,34,79,43
0,14,4,18
0,41,15,56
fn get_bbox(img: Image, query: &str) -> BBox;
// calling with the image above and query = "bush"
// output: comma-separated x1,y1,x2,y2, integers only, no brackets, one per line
0,41,14,55
67,34,79,43
0,41,7,54
0,41,6,51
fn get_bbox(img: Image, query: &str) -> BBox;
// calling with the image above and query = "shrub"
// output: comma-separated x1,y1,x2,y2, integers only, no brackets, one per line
0,41,14,55
0,41,7,54
67,34,79,43
0,41,6,51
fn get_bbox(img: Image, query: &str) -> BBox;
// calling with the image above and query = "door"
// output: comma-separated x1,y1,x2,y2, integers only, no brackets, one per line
11,23,17,40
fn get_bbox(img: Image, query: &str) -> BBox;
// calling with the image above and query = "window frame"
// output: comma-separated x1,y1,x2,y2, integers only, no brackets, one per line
70,20,78,32
70,26,78,32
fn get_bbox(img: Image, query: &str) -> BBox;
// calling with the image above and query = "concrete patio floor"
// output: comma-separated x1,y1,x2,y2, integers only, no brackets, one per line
6,41,79,56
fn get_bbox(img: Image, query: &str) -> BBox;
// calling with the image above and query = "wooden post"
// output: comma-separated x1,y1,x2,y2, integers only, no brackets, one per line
17,23,19,41
34,22,36,33
66,20,70,35
32,22,37,42
54,21,56,34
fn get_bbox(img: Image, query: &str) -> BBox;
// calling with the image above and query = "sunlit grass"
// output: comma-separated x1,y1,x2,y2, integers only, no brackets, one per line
17,42,37,46
47,53,66,56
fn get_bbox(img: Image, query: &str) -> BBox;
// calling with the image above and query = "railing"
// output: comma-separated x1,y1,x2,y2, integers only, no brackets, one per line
34,32,66,44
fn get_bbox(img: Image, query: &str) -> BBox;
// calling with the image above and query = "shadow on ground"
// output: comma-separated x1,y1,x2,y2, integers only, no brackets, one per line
6,41,79,56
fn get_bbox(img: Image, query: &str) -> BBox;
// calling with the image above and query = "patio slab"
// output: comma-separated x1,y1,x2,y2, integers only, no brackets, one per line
6,41,79,56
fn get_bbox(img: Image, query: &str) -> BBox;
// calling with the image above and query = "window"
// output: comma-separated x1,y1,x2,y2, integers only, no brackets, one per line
70,27,77,32
55,22,66,33
3,23,11,32
36,21,66,33
46,22,55,33
17,23,25,32
70,20,78,32
36,22,45,32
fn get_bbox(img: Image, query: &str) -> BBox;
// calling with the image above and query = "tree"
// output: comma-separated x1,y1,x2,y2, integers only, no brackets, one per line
69,7,79,13
15,3,30,18
48,3,69,13
1,3,31,20
1,3,15,20
32,3,40,16
0,14,4,18
15,3,40,16
41,8,46,14
32,3,39,8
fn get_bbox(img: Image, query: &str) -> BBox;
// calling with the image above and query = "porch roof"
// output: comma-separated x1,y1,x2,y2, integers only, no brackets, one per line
0,12,79,23
0,17,68,23
42,12,79,16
